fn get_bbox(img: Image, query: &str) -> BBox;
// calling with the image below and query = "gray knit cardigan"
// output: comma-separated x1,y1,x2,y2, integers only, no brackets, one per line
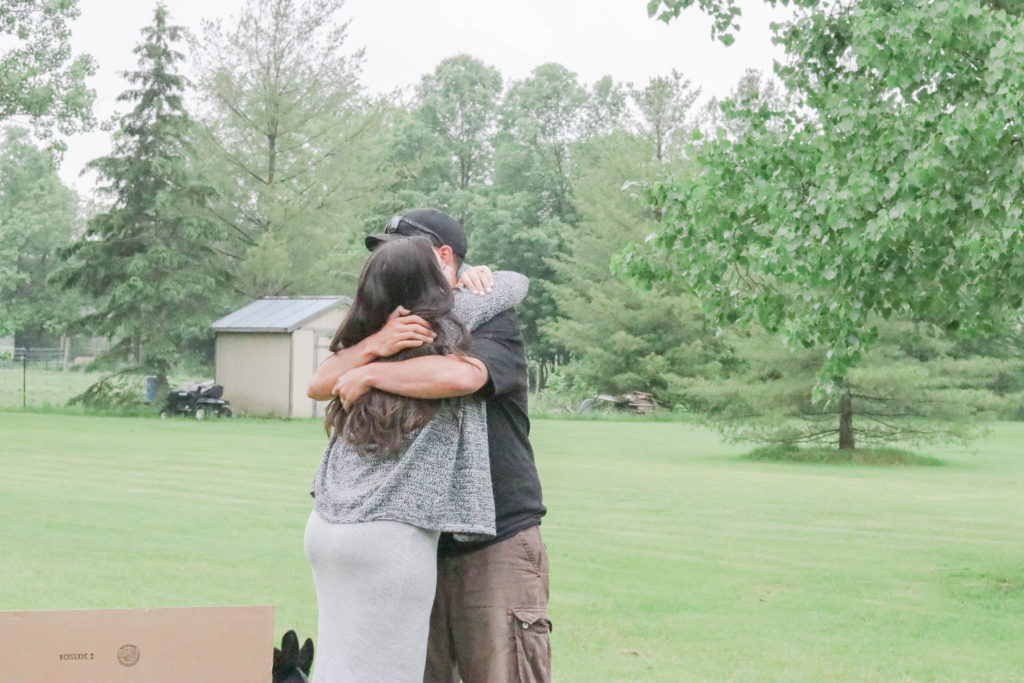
310,271,528,537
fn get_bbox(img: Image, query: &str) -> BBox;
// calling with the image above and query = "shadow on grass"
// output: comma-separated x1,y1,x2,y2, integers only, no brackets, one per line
741,444,944,466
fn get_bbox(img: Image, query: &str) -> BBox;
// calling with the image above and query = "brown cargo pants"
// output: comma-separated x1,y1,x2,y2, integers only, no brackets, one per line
424,525,552,683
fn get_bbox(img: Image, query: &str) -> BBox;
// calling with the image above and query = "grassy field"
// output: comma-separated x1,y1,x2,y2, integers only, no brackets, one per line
2,412,1023,681
0,368,203,410
0,367,97,410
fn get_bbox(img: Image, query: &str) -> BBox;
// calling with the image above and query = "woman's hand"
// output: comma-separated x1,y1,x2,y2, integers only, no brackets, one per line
457,265,494,296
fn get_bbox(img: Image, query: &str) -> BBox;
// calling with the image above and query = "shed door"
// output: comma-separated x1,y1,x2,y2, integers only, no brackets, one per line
312,333,335,418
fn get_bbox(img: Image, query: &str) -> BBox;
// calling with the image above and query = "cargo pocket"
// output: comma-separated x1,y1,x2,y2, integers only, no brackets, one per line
511,607,552,683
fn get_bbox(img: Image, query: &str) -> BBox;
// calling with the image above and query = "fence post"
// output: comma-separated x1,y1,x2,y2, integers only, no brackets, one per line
22,351,27,410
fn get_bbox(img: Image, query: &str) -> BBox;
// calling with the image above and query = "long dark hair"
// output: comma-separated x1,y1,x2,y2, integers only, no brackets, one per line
324,236,467,457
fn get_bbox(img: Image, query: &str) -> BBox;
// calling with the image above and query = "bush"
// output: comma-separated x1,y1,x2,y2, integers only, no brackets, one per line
996,395,1024,421
68,372,163,414
531,368,593,415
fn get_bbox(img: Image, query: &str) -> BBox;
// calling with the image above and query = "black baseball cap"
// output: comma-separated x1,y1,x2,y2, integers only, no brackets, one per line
365,208,468,259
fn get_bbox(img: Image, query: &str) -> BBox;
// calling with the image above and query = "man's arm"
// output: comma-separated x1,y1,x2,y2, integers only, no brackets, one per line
307,306,436,401
332,355,488,410
315,265,510,403
307,340,379,401
334,308,524,409
309,265,495,401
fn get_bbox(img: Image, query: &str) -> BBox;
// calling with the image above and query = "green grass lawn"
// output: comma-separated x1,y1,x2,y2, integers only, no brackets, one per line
0,367,99,409
2,412,1023,681
0,368,204,410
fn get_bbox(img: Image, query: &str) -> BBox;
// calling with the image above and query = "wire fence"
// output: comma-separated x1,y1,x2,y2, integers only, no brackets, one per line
0,348,96,410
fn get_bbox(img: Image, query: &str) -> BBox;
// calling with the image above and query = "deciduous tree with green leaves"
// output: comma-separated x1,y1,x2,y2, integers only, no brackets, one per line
581,75,633,139
631,69,700,163
631,0,1024,448
393,63,593,365
413,54,503,190
0,126,83,344
0,0,96,146
494,63,589,224
191,0,387,298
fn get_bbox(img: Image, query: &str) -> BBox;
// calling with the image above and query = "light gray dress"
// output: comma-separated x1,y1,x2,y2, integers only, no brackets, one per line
305,271,528,682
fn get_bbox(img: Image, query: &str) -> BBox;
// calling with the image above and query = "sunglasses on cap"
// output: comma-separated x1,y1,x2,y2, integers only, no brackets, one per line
385,215,443,246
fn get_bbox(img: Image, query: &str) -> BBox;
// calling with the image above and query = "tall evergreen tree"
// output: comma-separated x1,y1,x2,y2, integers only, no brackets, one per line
546,129,725,402
56,4,226,381
545,71,722,403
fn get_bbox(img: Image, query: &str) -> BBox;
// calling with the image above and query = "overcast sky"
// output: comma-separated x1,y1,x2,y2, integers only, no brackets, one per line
61,0,789,193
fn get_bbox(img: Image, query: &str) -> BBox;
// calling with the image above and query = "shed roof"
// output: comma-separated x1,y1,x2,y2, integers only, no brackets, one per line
212,296,351,333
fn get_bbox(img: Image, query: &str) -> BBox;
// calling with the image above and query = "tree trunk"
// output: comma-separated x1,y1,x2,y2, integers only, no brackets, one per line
134,336,146,366
838,389,855,450
267,132,277,184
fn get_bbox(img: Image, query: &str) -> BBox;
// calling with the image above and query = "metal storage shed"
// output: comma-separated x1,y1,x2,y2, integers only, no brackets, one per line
212,296,351,418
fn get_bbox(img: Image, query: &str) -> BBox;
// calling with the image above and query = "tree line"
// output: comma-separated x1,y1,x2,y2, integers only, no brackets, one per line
2,0,1023,450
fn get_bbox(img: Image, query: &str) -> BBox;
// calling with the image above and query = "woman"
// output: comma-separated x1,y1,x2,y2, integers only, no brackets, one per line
304,236,527,681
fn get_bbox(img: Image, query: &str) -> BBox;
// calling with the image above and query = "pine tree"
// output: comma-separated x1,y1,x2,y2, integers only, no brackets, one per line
678,320,1024,449
56,4,226,384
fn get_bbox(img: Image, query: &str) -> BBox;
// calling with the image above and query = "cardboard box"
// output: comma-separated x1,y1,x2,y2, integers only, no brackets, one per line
0,605,274,683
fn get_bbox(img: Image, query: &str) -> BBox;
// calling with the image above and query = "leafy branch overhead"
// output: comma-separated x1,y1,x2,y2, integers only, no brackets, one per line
630,0,1024,390
647,0,750,45
0,0,96,145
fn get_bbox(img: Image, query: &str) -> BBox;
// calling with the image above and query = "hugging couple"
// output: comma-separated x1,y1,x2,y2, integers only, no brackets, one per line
304,209,551,682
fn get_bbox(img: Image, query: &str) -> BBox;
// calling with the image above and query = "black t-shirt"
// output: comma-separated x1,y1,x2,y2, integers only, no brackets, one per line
438,308,546,554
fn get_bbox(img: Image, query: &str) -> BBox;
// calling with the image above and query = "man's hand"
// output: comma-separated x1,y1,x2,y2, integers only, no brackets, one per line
368,306,436,357
332,365,373,411
457,265,494,296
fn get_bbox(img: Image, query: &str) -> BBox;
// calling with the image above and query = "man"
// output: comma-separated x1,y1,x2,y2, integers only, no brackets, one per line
307,208,550,682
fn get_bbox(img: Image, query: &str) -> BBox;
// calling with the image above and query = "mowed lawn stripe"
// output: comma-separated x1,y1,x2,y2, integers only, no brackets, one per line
530,419,1024,680
2,412,322,635
3,413,1024,680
